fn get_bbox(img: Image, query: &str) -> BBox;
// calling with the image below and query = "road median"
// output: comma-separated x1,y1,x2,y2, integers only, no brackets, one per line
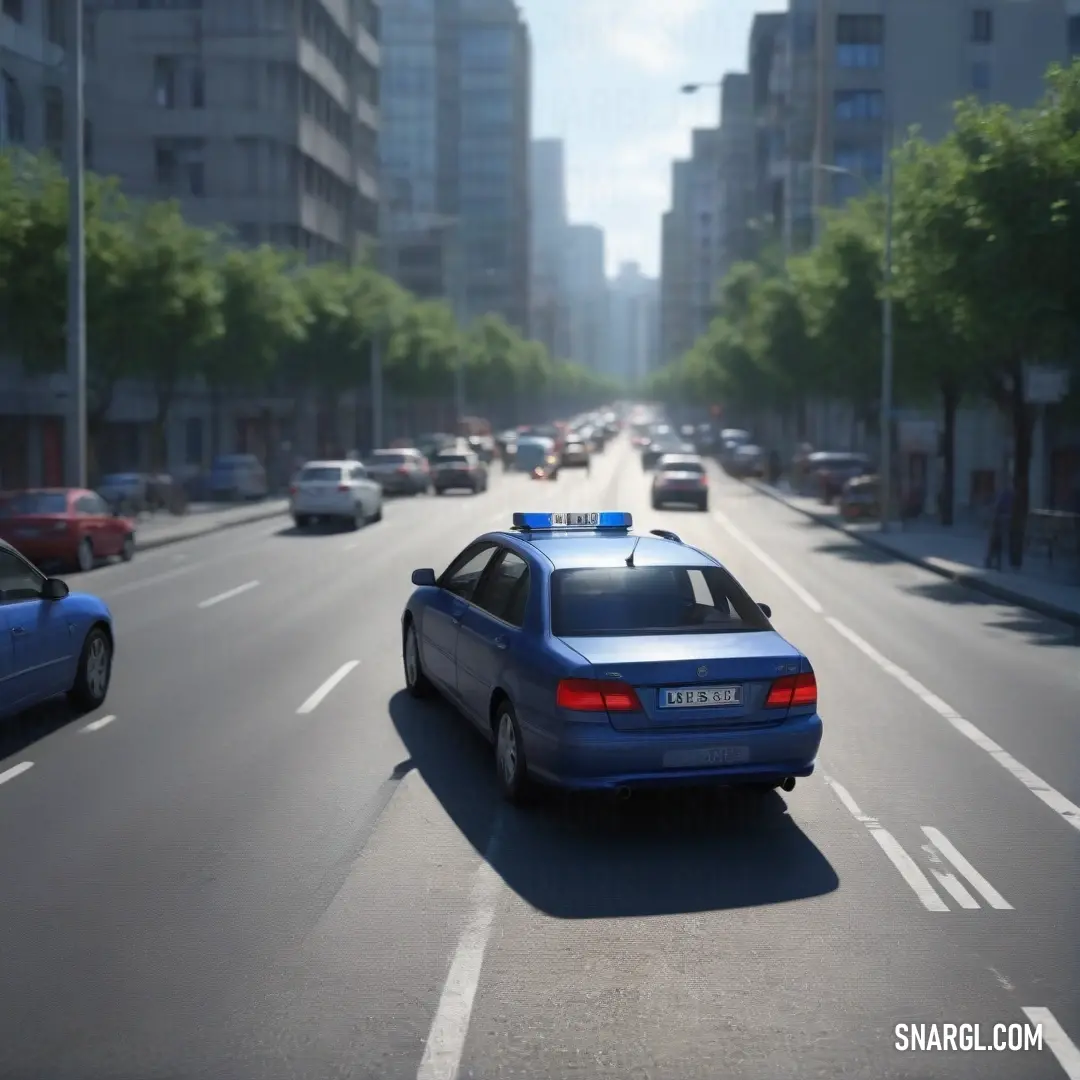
746,479,1080,630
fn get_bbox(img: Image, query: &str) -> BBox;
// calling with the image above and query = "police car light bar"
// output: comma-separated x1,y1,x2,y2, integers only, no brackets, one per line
512,512,633,530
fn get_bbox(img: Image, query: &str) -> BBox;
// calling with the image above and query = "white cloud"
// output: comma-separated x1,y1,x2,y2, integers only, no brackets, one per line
580,0,707,73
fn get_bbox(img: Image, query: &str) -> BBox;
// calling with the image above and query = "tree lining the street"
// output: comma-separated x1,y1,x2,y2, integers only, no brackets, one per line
646,60,1080,558
0,150,619,456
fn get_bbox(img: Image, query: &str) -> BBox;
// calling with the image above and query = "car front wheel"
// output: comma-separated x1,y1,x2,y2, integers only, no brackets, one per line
76,537,95,573
69,626,113,710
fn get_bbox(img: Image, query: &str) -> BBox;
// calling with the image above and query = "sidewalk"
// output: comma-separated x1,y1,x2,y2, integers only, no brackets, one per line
748,479,1080,628
133,499,289,551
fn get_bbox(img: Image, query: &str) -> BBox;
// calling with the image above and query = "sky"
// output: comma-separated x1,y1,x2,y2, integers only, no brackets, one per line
518,0,786,279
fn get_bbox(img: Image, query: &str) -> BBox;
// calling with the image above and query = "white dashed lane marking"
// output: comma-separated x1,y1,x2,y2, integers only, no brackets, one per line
296,661,360,714
1023,1008,1080,1079
920,826,1012,910
81,715,117,733
197,580,260,609
0,762,33,787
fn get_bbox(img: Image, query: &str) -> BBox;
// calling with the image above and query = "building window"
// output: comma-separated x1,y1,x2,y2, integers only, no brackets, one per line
971,9,993,44
834,90,884,121
154,56,177,108
2,0,23,22
236,137,260,193
43,86,63,155
972,61,991,91
45,0,65,47
155,138,205,196
1,72,24,144
836,14,883,68
190,64,205,108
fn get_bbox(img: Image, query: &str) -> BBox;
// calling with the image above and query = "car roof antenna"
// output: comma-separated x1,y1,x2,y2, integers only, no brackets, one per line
625,537,641,567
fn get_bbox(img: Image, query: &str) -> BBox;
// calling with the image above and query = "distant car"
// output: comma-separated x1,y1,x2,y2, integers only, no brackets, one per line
514,437,559,479
839,474,880,521
0,539,115,718
289,460,383,529
652,454,709,511
431,450,489,494
808,452,872,503
97,472,148,514
0,488,136,573
642,436,687,470
561,440,590,468
401,512,822,803
208,454,268,501
363,449,431,496
729,444,766,479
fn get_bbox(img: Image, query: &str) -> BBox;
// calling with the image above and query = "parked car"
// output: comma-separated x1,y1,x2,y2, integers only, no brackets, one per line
208,454,268,501
363,449,431,495
728,444,767,479
0,488,136,573
431,450,489,494
289,460,383,528
839,474,881,521
807,452,872,504
0,539,116,718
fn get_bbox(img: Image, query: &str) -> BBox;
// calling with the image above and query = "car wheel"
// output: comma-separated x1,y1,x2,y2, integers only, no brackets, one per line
699,498,709,512
494,699,531,804
351,508,363,530
293,514,311,529
120,533,135,561
68,626,113,710
76,537,95,573
651,497,661,509
403,621,434,698
373,501,383,522
434,487,445,496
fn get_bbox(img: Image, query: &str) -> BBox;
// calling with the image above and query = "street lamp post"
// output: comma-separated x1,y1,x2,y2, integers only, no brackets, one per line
66,0,88,488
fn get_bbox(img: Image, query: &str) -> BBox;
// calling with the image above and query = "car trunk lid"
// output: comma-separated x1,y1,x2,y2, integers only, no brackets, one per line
558,631,804,731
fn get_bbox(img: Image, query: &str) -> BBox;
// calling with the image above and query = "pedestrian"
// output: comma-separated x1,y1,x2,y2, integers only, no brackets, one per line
984,482,1014,570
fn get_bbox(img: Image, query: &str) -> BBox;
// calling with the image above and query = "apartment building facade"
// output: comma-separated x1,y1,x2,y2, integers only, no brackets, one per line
529,137,569,358
84,0,381,263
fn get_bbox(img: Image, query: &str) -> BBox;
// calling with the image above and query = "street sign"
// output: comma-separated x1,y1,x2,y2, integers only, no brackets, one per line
1023,366,1070,405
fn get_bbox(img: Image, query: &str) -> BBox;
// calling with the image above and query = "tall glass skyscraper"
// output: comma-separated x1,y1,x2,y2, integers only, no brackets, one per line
379,0,530,333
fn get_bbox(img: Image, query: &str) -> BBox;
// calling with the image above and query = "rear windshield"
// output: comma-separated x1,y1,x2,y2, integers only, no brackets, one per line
367,453,408,466
660,459,703,473
550,566,770,637
435,453,470,465
298,466,342,482
0,492,68,515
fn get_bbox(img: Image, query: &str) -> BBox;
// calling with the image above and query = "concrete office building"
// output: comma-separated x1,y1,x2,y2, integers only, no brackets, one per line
747,12,788,242
456,0,530,334
608,262,659,384
658,158,695,366
717,73,756,274
812,0,1069,213
562,223,607,373
529,137,569,358
83,0,381,264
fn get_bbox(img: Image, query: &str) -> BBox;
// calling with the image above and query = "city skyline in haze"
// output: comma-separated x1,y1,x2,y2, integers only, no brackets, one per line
519,0,786,277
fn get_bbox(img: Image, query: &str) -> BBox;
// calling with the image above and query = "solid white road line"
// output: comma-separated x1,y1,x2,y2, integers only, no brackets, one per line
827,615,1080,835
296,660,360,714
197,580,260,609
0,761,33,786
921,826,1012,910
416,821,504,1080
81,715,117,733
1023,1008,1080,1079
712,510,823,612
824,775,948,911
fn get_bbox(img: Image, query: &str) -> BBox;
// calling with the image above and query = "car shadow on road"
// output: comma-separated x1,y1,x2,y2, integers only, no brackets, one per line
810,537,892,564
903,579,1080,646
273,522,360,537
389,691,838,920
0,697,90,761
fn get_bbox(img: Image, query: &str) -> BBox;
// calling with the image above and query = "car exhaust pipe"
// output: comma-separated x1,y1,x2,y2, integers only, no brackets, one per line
780,776,796,792
615,786,632,802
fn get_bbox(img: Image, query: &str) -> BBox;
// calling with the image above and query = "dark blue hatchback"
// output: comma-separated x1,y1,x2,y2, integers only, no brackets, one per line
401,512,823,803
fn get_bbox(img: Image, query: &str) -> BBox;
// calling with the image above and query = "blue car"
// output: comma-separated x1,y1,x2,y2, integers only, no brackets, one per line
401,512,822,803
0,539,115,718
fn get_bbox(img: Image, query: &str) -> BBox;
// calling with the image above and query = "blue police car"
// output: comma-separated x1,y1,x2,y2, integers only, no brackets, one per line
0,539,115,719
401,512,822,804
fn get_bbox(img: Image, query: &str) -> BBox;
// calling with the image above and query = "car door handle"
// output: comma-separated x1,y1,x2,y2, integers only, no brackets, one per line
492,636,508,650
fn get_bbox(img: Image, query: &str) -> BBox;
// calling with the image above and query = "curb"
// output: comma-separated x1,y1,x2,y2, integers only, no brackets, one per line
746,480,1080,630
135,503,289,552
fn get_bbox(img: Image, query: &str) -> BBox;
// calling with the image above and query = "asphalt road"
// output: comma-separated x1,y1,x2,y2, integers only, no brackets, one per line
0,438,1077,1080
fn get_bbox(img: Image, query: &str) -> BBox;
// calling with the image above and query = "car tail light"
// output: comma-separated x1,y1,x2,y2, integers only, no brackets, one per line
699,474,708,486
289,484,297,495
337,483,350,492
556,678,642,712
765,673,817,708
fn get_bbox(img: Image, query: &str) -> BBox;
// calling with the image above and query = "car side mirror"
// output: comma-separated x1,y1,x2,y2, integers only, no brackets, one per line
43,578,70,600
757,602,772,619
411,567,437,587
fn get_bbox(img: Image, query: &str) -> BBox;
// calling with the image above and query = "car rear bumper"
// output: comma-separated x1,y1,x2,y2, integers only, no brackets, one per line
522,712,823,791
290,496,354,516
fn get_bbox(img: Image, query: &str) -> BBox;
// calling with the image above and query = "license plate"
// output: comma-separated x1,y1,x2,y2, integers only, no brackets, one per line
660,685,742,708
663,746,750,768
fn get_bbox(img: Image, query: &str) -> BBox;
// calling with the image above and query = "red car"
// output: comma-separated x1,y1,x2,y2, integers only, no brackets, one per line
0,488,136,573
